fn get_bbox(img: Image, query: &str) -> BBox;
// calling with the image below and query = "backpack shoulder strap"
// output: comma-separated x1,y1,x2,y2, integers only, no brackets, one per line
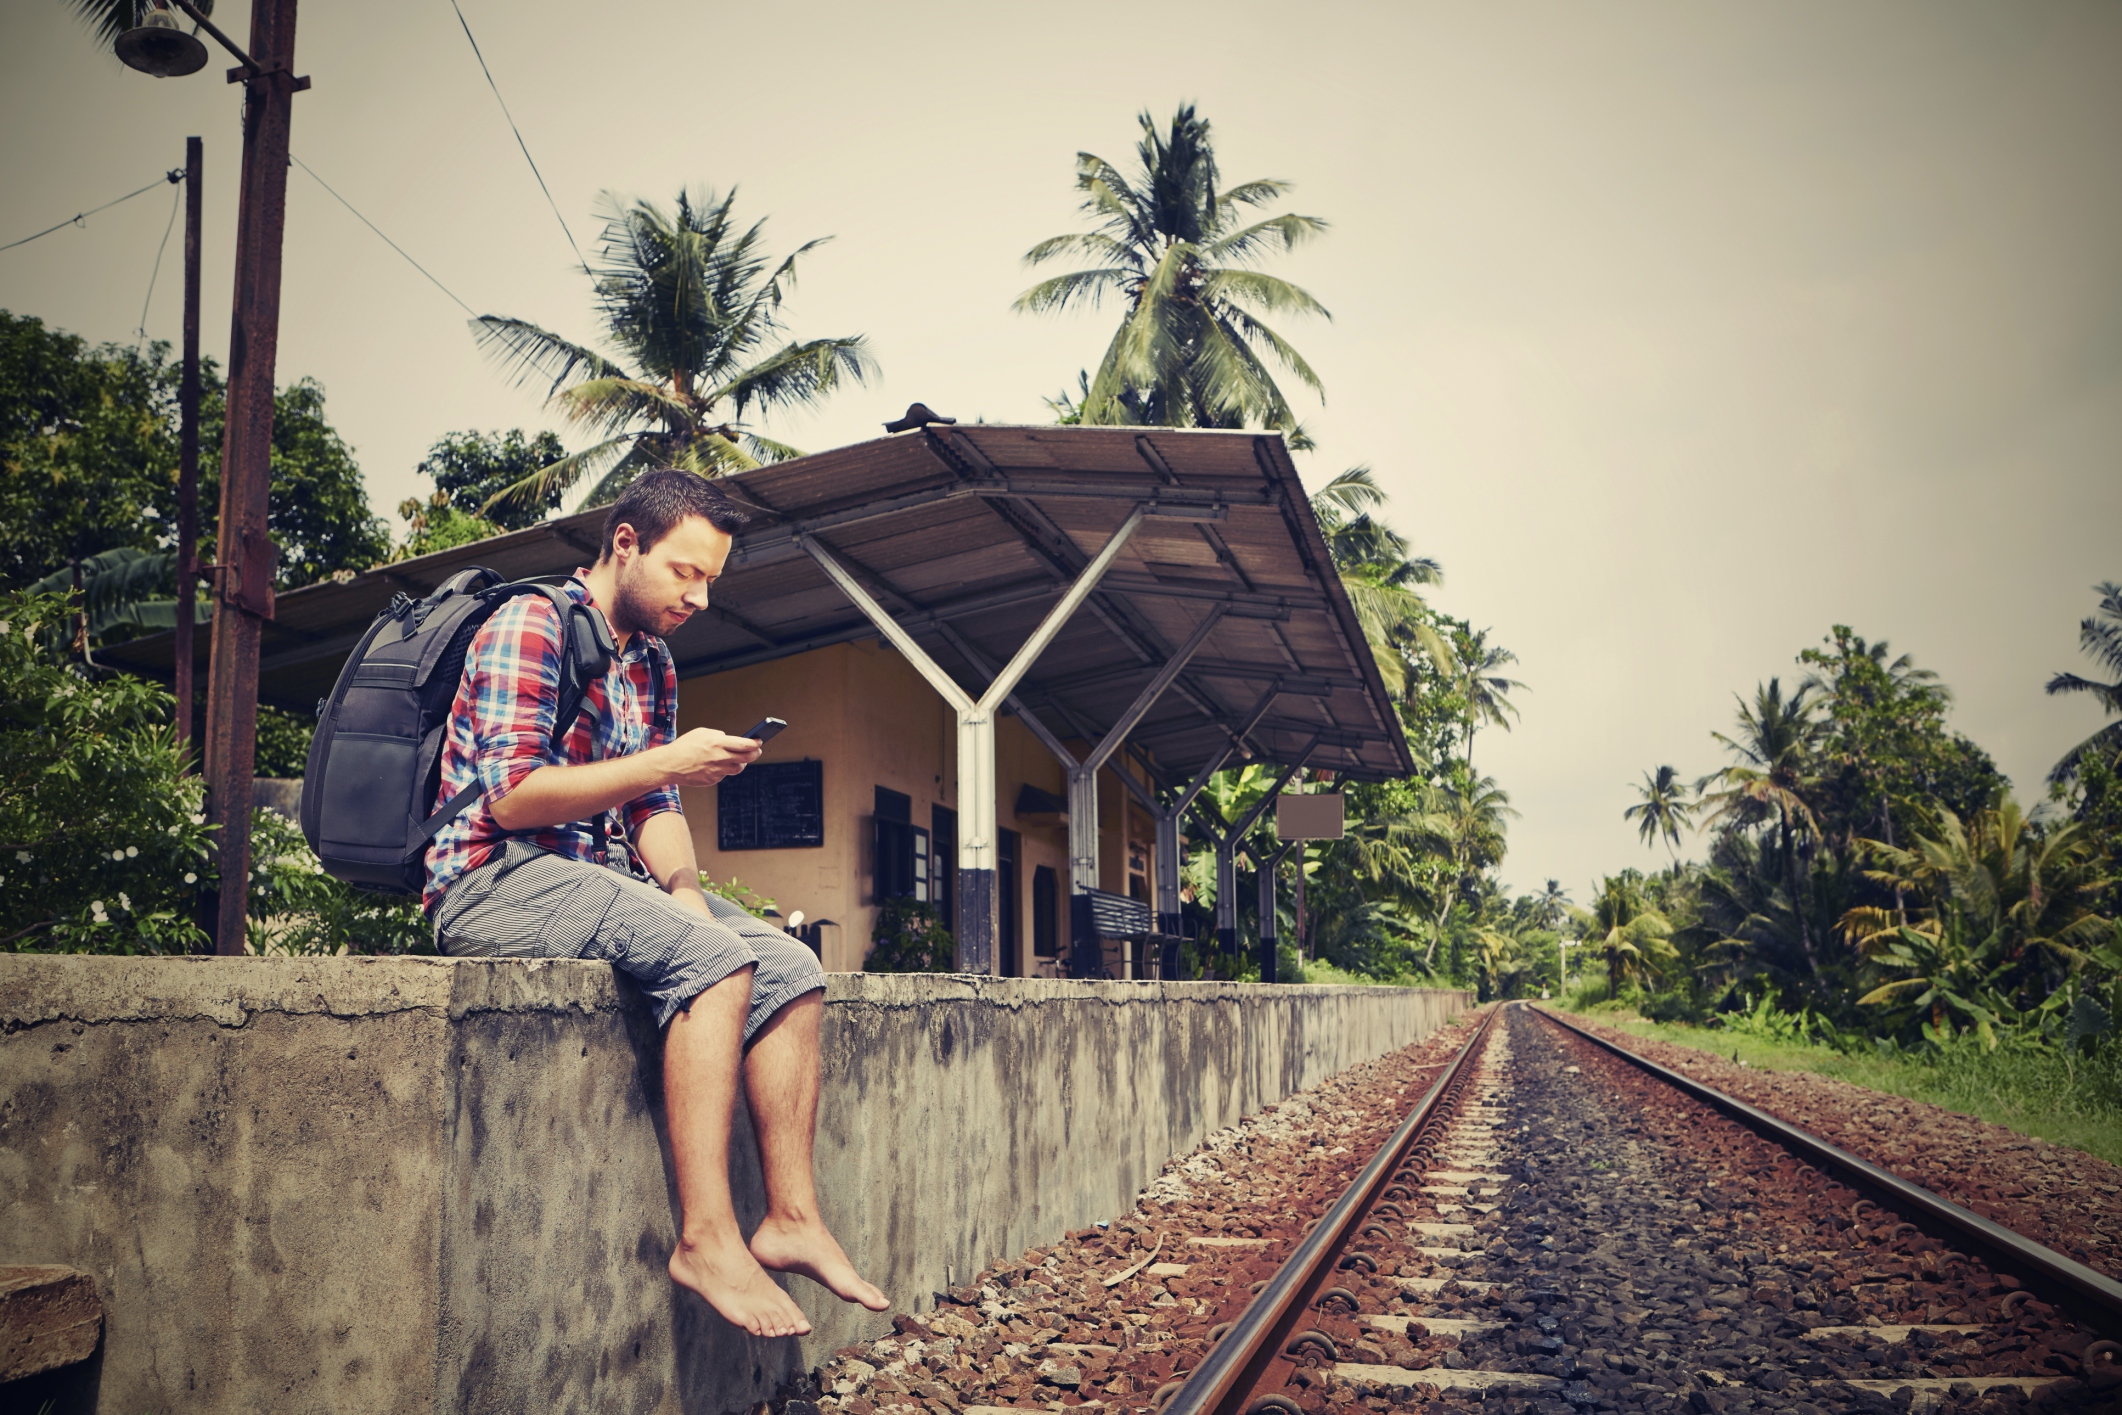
518,581,613,753
413,580,612,845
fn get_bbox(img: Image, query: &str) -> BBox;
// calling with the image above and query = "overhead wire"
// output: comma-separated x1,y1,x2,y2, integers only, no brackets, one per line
291,153,477,316
135,181,184,348
1,170,181,254
445,0,590,276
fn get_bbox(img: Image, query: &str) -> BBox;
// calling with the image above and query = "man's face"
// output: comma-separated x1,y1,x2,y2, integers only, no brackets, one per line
610,515,731,638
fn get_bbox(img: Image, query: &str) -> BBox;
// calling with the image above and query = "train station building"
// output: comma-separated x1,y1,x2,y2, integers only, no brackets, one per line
110,422,1413,975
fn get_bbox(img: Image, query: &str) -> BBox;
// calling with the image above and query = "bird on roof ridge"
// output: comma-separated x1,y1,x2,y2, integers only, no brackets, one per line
883,402,956,434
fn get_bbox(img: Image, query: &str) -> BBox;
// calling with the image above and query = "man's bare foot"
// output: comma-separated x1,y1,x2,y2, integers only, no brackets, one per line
750,1212,890,1311
669,1231,813,1338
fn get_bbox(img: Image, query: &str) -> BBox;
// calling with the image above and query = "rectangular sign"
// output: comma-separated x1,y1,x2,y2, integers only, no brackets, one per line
1276,792,1345,841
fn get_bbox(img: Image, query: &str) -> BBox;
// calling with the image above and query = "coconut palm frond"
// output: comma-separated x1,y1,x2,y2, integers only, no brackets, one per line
469,317,624,400
479,434,640,517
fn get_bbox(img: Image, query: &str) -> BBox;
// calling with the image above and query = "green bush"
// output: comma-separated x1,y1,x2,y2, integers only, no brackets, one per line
1,587,430,956
247,809,429,955
0,593,214,952
1640,988,1708,1024
865,898,955,973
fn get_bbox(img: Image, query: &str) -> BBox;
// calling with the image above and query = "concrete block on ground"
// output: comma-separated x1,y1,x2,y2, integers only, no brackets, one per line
0,1265,102,1381
0,956,1468,1413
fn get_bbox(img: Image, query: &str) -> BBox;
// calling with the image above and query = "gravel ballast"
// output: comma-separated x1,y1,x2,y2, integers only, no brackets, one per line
791,1007,2117,1415
1555,1014,2122,1281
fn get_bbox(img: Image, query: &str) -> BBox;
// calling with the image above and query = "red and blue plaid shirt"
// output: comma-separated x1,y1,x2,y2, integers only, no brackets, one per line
424,575,682,912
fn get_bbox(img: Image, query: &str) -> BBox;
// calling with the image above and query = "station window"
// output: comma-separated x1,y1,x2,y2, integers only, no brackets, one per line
874,787,928,903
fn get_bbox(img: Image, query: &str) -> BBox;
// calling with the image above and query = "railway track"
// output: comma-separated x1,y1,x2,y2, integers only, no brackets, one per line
1156,1003,2122,1415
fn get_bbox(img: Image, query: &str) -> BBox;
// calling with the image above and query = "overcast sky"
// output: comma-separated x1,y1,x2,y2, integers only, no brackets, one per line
4,0,2117,899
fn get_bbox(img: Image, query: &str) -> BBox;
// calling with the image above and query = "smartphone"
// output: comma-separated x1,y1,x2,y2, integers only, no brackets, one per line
740,717,787,743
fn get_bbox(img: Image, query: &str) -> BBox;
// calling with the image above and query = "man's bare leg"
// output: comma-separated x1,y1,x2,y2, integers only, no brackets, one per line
743,991,890,1311
665,967,813,1337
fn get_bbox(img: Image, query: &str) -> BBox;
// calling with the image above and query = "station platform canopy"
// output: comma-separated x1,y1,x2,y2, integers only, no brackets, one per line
108,424,1412,785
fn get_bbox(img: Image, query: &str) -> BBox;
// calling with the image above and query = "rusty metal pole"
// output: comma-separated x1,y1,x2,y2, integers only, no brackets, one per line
203,0,304,956
173,135,201,752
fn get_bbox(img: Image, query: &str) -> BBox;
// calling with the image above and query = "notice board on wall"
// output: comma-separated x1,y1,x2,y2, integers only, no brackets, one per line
717,760,824,850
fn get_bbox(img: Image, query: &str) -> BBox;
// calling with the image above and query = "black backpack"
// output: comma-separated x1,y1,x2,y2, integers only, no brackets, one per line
299,567,620,896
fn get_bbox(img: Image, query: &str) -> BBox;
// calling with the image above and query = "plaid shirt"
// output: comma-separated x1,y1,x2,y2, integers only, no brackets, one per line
424,576,682,912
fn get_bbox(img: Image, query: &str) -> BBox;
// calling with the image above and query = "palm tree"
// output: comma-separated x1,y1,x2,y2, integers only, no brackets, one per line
1535,879,1572,930
1422,776,1517,969
471,188,875,512
1575,873,1677,999
1457,629,1524,771
1843,797,2112,991
64,0,158,41
1624,765,1695,860
1698,679,1825,971
1015,105,1328,445
2046,582,2122,786
1310,467,1453,695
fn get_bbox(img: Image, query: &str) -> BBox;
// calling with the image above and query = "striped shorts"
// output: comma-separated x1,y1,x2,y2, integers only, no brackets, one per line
433,839,826,1034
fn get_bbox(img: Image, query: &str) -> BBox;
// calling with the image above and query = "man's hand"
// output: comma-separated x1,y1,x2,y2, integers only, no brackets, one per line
657,727,764,789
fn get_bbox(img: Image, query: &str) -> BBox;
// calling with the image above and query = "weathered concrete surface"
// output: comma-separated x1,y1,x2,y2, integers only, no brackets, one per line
0,957,1468,1413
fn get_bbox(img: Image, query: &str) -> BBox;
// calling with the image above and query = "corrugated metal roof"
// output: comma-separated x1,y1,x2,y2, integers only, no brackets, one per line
102,425,1414,781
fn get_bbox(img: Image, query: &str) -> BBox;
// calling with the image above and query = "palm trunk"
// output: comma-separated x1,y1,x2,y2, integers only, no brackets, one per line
69,558,86,659
1780,810,1818,973
1880,802,1906,927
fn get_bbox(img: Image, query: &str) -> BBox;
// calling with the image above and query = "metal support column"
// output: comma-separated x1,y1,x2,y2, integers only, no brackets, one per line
803,506,1146,974
1064,606,1225,980
1254,841,1297,984
1188,735,1320,979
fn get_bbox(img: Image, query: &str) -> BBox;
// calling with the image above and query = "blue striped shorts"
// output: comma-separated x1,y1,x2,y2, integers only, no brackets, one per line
433,840,825,1034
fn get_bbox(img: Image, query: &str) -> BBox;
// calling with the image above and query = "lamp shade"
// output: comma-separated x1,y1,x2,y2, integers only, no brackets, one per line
116,10,209,78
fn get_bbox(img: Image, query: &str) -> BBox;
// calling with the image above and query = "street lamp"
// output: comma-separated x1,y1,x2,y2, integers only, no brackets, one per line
114,5,208,77
118,0,309,956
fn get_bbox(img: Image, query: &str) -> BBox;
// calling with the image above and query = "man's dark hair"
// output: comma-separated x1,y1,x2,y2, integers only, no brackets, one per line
600,469,749,561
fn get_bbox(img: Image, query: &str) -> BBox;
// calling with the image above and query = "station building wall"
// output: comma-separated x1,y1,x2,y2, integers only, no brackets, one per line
674,640,1156,975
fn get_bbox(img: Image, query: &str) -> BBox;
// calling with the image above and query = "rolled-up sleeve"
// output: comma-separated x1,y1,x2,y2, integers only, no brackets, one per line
622,645,683,835
467,597,564,805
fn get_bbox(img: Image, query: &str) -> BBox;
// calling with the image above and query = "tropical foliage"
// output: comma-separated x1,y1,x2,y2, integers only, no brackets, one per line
0,588,424,955
472,188,874,512
0,314,390,620
1560,602,2120,1078
1017,105,1327,446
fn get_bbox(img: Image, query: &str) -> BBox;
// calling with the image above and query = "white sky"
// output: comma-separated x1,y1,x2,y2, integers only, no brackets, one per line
3,0,2117,900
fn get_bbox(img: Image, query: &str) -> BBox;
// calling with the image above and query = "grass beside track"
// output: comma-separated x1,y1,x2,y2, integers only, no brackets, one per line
1556,1002,2122,1166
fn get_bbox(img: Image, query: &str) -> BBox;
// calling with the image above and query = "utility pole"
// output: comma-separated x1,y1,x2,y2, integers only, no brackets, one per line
174,135,201,751
198,0,306,955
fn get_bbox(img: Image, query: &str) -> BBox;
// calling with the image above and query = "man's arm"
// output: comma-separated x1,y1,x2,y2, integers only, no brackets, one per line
487,728,763,832
635,810,712,917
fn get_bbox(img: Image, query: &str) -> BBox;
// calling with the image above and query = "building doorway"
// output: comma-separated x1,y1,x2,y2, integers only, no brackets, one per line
999,828,1021,978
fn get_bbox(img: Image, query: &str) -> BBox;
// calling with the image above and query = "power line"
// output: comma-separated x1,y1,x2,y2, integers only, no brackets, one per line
135,182,183,347
1,171,180,254
445,0,589,276
290,153,476,316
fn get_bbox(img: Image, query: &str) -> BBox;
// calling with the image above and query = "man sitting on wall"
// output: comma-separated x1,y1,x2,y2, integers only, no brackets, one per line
425,468,887,1338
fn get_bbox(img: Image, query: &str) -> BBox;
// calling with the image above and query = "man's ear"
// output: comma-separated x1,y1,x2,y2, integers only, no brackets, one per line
609,521,639,562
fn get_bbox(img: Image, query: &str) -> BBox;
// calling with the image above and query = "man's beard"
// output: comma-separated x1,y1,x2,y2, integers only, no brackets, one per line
608,561,685,639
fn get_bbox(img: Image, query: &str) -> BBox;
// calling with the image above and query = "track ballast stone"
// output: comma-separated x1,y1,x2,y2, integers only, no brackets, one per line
1555,1014,2122,1282
795,1007,2117,1415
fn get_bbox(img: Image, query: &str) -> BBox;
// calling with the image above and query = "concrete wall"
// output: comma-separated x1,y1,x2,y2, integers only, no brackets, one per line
0,956,1469,1414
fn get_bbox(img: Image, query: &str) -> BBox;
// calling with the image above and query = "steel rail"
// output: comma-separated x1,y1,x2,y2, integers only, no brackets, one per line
1534,1005,2122,1330
1161,1004,1501,1415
